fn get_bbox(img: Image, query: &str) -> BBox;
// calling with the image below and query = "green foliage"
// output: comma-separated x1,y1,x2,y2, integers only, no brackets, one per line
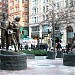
21,50,47,56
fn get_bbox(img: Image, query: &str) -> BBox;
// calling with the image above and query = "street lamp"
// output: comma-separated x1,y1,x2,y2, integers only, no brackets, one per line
46,0,56,59
49,0,55,51
48,29,52,51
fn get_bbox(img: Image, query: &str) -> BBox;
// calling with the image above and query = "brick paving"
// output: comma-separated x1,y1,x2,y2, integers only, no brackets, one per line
0,56,75,75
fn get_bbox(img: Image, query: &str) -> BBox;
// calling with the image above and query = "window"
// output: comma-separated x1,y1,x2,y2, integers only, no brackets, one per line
46,15,48,20
43,6,45,12
32,17,37,23
12,9,14,13
32,26,39,31
34,8,37,14
10,9,14,13
69,0,74,7
17,0,19,3
0,5,2,7
55,26,59,30
57,2,60,9
34,17,36,23
22,7,24,11
65,0,68,8
22,14,24,17
22,22,25,26
0,10,2,12
25,0,28,4
25,7,29,12
46,6,48,11
33,7,38,14
43,15,45,20
46,0,48,2
25,15,29,19
10,2,14,6
0,0,2,2
43,0,45,3
16,7,19,11
22,0,24,3
25,22,28,26
37,16,38,22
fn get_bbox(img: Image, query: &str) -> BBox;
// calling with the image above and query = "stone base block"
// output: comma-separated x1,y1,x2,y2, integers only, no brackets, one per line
0,50,27,70
56,51,63,58
63,53,75,66
46,51,55,59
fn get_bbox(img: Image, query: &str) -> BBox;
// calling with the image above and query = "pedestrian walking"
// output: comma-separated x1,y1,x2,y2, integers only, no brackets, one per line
71,33,75,52
56,42,62,51
66,43,71,54
45,44,48,51
20,44,22,50
25,44,28,50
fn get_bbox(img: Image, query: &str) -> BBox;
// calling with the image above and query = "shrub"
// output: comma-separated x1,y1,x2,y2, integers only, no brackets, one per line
21,50,47,56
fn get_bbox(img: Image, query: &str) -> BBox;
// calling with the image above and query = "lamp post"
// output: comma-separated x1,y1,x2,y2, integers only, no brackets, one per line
46,0,56,59
48,29,51,51
49,0,55,51
52,9,55,51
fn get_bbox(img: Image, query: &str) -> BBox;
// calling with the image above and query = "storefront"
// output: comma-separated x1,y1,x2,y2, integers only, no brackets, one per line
20,27,29,39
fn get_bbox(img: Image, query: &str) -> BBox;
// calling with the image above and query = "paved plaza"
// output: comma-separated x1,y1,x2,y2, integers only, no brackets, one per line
0,56,75,75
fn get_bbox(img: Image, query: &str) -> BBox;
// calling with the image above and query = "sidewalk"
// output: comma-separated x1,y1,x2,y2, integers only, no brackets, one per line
0,56,75,75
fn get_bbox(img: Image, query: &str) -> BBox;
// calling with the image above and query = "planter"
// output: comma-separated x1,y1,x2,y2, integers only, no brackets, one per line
63,53,75,66
46,51,55,59
56,51,63,58
0,50,27,70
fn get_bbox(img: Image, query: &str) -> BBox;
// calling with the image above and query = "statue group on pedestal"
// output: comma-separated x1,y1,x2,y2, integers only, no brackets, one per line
0,13,20,51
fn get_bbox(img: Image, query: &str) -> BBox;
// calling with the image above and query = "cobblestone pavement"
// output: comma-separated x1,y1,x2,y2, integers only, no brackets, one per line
0,56,75,75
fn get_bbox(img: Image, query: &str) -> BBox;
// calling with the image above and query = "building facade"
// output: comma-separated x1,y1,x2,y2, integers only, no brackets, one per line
29,0,63,46
8,0,29,39
29,0,53,44
0,0,8,19
56,0,75,45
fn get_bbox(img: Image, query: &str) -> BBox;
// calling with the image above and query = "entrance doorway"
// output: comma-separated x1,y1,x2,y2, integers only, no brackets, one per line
66,26,73,44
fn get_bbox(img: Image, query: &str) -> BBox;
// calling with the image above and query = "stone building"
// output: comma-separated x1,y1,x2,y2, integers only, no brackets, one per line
56,0,75,45
29,0,53,44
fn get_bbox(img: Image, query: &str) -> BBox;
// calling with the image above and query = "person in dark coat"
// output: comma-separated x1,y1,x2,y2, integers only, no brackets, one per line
71,33,75,52
66,43,71,54
45,44,48,51
25,44,28,50
57,42,62,51
20,44,22,50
